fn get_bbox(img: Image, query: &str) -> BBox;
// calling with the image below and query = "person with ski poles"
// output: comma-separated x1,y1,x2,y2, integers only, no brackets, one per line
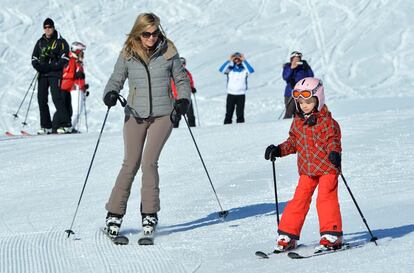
102,12,191,242
31,18,71,134
282,51,314,119
264,77,343,252
61,41,89,133
219,52,254,124
171,56,197,128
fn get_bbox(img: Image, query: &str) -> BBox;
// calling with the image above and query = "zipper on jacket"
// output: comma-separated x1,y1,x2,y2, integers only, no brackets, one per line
143,63,153,117
136,57,153,117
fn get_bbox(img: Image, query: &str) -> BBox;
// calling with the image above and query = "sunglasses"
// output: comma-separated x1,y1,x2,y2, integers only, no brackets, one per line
44,25,53,29
141,30,160,39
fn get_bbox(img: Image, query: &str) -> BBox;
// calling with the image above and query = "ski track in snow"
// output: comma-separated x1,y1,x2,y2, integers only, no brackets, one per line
0,230,201,273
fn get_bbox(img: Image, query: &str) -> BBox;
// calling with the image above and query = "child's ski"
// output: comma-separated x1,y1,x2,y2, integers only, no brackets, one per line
255,244,304,258
287,243,364,259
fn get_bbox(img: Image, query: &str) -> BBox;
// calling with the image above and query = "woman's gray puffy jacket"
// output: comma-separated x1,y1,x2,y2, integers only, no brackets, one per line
103,39,191,118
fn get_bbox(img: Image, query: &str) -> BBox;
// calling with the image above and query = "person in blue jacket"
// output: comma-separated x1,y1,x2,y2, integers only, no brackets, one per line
282,51,314,118
219,52,254,124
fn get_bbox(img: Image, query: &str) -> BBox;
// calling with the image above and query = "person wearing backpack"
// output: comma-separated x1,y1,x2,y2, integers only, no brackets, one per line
31,18,71,134
61,41,89,133
282,51,314,119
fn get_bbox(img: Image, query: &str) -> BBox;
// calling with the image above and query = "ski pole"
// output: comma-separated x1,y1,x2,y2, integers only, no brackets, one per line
65,107,111,238
193,93,201,127
13,73,38,119
340,172,378,245
179,112,228,218
83,94,88,133
271,159,280,226
65,95,126,238
21,78,37,126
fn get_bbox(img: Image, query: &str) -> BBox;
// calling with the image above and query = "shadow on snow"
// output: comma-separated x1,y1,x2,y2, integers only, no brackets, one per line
121,202,287,236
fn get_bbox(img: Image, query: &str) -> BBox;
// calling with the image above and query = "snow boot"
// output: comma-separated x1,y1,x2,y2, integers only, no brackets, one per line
142,213,158,236
315,234,343,252
274,234,297,252
56,127,72,134
37,128,52,135
105,212,123,237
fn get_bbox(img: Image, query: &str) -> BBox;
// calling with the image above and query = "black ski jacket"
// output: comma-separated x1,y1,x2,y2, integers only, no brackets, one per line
31,30,69,78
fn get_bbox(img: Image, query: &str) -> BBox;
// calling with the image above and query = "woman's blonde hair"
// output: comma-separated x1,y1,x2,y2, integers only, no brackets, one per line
122,13,165,62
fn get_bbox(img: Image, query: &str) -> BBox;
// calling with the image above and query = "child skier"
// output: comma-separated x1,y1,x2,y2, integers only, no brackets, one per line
61,41,89,133
264,77,343,252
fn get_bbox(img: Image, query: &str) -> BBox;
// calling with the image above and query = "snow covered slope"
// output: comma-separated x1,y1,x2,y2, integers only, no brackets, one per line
1,0,414,272
1,0,413,131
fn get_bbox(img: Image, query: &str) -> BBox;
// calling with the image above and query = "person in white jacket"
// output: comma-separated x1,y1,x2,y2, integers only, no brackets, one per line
219,52,254,124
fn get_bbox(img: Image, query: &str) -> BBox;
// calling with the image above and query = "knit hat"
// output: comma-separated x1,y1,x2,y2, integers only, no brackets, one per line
43,18,54,28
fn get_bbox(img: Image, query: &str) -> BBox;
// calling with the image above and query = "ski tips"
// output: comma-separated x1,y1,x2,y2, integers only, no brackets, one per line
255,251,269,259
219,210,229,218
65,229,75,238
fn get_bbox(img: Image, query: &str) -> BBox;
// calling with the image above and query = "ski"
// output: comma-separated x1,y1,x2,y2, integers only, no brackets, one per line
101,228,129,245
20,130,33,136
138,233,154,245
287,243,363,259
255,244,304,258
255,250,277,259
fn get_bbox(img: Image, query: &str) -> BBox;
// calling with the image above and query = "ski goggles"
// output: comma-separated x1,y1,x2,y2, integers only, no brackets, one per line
292,80,323,99
292,89,312,99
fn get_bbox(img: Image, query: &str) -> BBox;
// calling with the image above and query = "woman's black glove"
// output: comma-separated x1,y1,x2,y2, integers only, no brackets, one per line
328,151,341,168
174,99,190,115
264,145,281,161
104,91,119,107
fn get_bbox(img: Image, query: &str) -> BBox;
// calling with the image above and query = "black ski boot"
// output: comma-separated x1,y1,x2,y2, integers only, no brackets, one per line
105,212,123,237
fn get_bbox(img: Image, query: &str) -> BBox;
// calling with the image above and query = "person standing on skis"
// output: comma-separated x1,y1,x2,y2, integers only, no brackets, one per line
61,41,89,133
264,77,343,252
31,18,71,134
171,56,197,128
102,13,191,240
282,51,314,119
219,52,254,124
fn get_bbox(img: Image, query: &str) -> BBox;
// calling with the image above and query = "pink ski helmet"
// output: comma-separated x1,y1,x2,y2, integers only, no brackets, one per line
292,77,325,112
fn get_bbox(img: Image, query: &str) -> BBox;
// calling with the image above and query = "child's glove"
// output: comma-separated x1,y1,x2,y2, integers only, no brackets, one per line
264,145,281,161
328,151,341,168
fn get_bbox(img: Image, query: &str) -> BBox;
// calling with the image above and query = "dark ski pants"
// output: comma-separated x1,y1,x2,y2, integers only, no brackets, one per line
105,115,173,216
37,77,71,129
284,96,295,119
173,100,196,128
224,94,245,124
